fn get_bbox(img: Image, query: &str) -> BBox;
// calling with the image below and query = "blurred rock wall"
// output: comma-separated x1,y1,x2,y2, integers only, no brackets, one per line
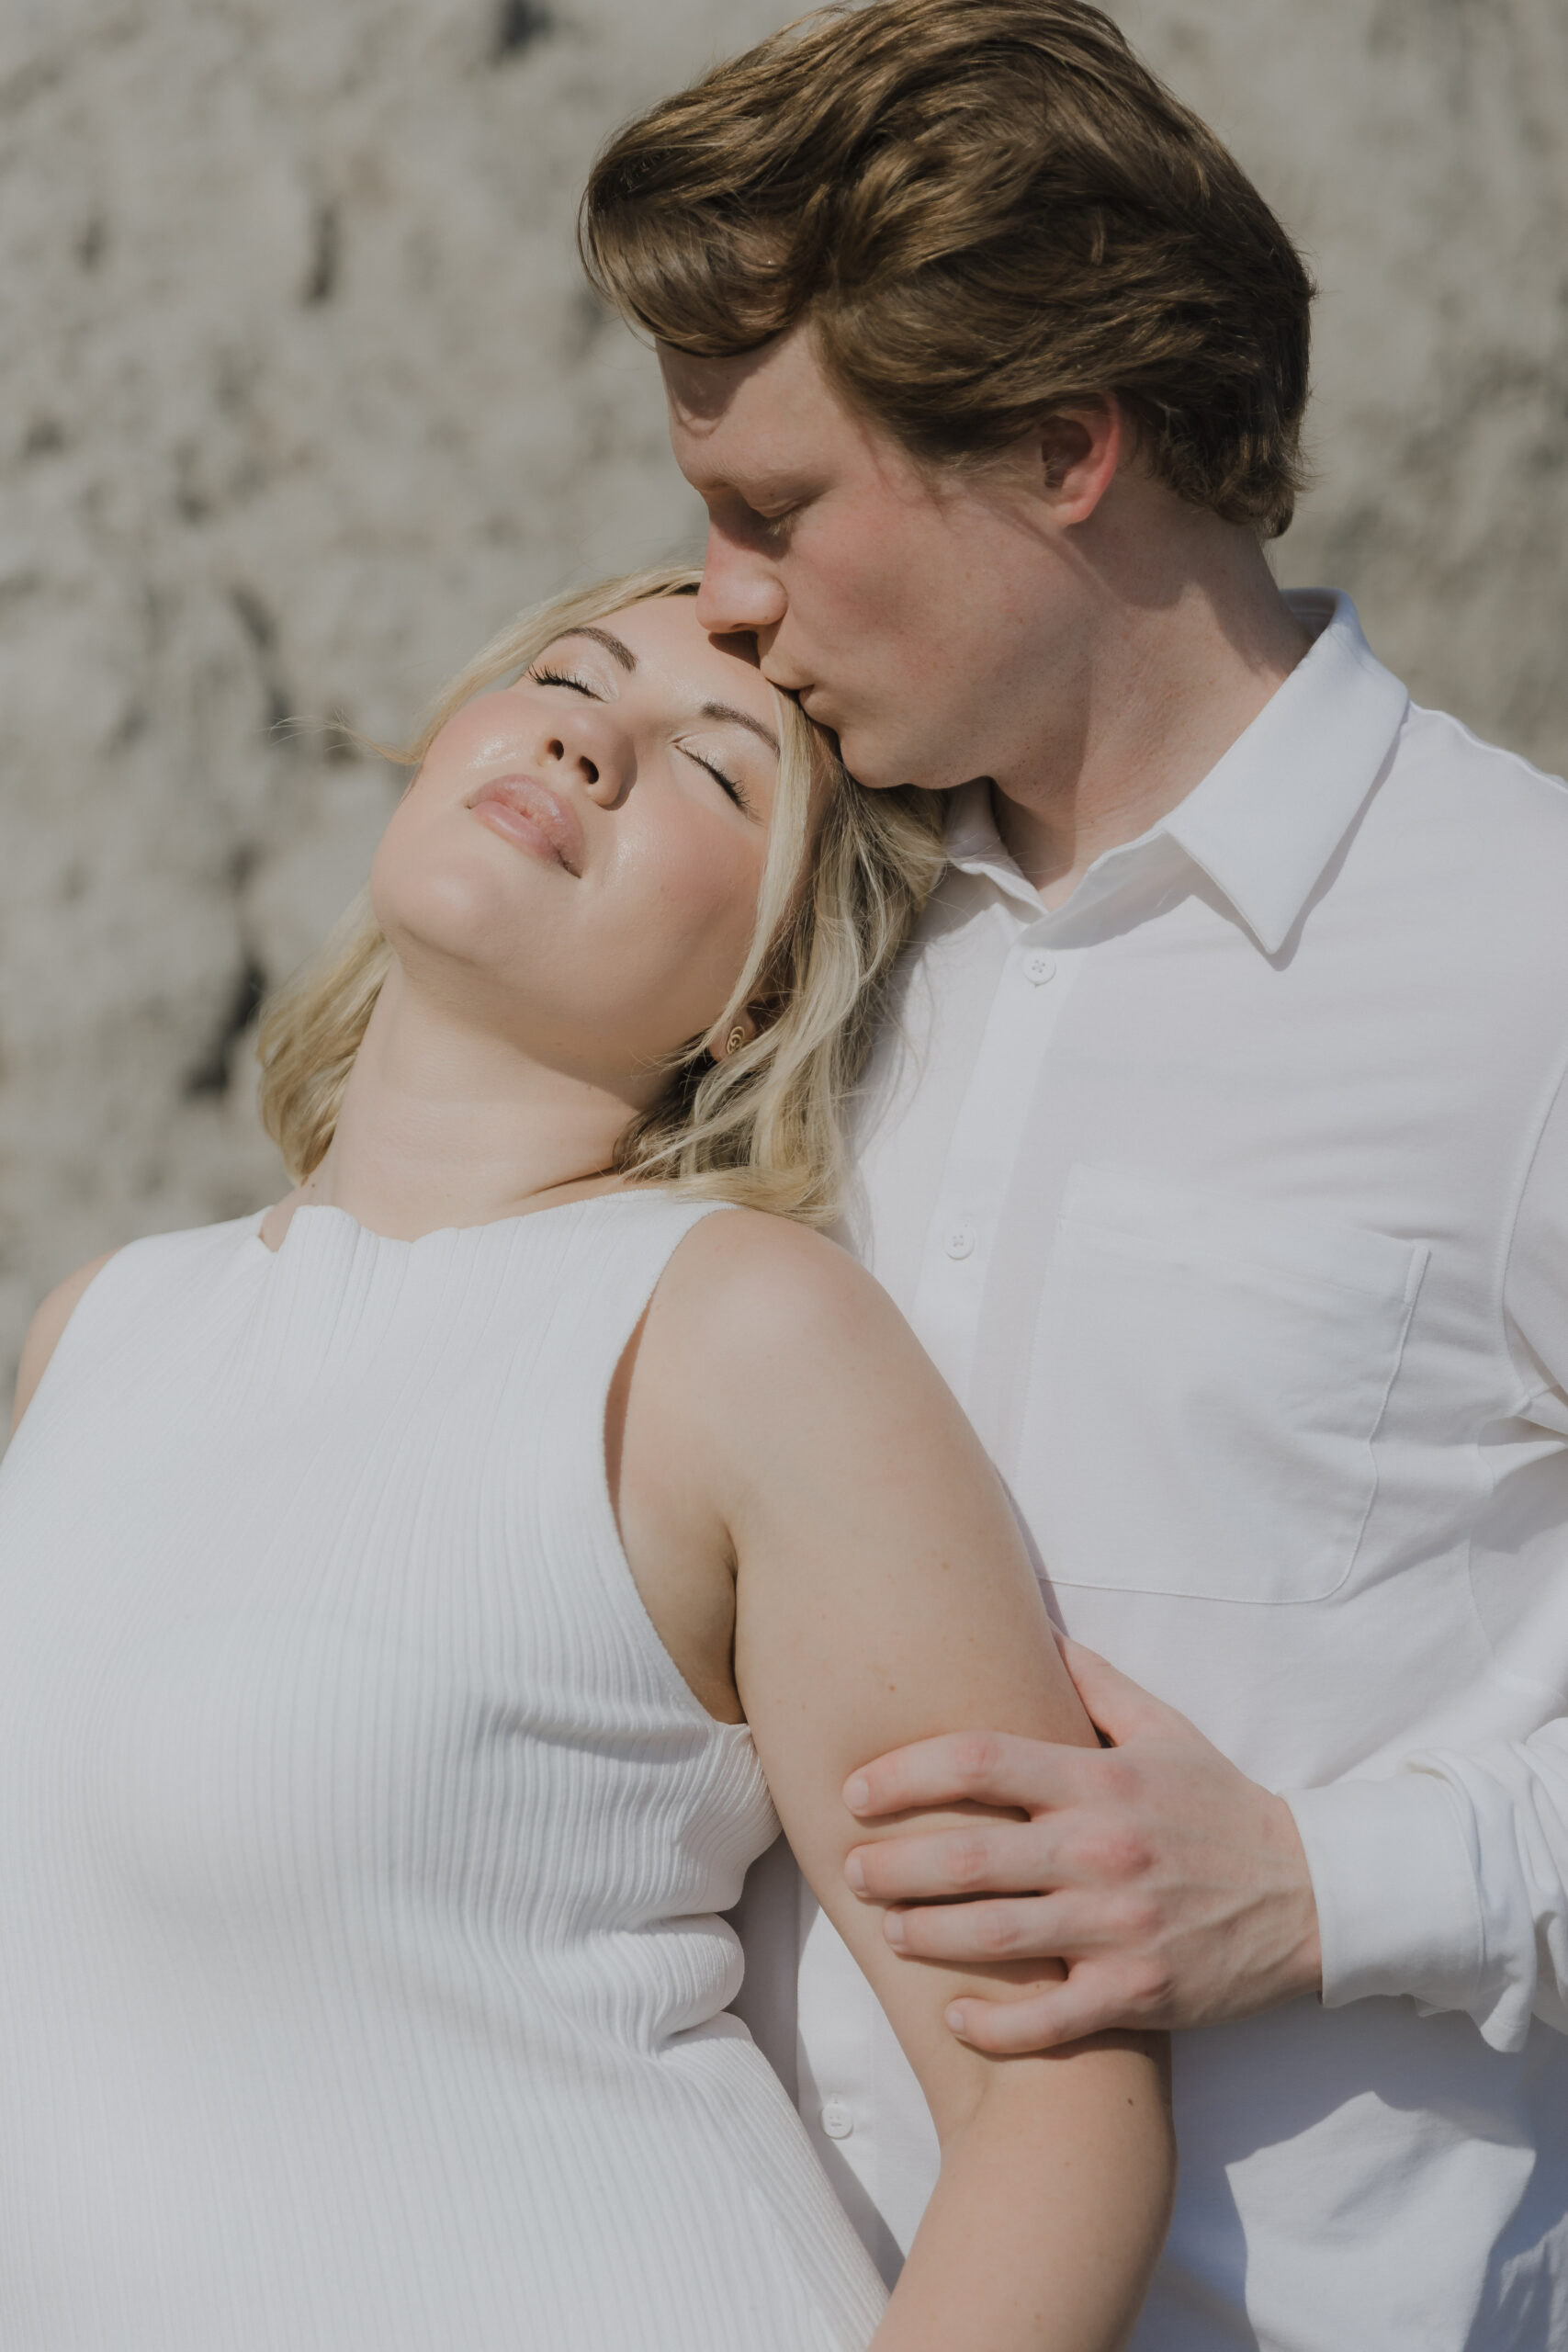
2,0,1565,1390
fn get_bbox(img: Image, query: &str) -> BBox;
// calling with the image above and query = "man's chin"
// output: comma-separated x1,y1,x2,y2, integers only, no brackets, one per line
834,731,914,795
840,742,953,797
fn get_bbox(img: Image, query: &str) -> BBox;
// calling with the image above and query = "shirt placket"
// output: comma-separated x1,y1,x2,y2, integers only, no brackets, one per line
908,910,1084,1411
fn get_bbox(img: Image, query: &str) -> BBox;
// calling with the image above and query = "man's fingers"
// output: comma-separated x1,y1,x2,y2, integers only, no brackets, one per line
843,1730,1081,1822
848,1820,1066,1905
883,1892,1092,1964
944,1973,1125,2054
1055,1636,1183,1746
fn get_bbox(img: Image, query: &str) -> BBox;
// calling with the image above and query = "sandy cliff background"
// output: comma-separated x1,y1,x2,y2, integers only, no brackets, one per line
2,0,1565,1385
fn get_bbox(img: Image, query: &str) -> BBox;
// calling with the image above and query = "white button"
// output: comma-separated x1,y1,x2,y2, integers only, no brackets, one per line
1023,950,1057,985
943,1224,976,1261
820,2100,854,2141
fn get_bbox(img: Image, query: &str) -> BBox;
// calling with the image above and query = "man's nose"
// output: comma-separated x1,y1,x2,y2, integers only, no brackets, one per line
694,524,786,639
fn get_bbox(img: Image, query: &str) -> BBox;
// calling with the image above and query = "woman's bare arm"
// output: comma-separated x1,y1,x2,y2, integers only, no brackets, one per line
618,1212,1174,2352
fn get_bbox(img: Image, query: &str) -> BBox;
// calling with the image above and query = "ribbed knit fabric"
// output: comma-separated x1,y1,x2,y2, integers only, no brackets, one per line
0,1196,888,2351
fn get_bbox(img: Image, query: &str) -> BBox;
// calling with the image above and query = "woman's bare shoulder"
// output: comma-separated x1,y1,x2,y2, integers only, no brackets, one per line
10,1250,120,1434
649,1204,938,1434
663,1205,907,1349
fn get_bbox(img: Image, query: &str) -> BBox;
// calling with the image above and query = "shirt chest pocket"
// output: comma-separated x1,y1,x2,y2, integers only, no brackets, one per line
1012,1168,1428,1605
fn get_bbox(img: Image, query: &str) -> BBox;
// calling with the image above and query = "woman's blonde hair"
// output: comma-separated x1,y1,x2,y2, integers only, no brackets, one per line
256,565,948,1227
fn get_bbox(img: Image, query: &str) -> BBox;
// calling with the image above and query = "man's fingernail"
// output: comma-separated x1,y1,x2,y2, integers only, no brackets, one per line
884,1910,906,1948
845,1851,865,1892
844,1774,870,1813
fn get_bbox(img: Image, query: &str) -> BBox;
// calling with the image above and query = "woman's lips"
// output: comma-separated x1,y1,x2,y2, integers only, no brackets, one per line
468,776,583,874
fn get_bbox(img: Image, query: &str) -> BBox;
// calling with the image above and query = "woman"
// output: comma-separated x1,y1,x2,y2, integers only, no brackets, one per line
3,567,1172,2350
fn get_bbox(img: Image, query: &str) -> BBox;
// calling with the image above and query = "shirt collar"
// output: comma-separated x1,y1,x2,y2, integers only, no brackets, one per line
943,591,1411,954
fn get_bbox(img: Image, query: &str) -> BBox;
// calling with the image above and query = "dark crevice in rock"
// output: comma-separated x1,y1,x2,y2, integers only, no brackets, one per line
229,585,276,652
495,0,553,59
304,204,339,304
229,587,302,748
183,955,268,1098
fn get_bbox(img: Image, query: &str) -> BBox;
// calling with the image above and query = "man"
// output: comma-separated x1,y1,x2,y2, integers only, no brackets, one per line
580,4,1568,2344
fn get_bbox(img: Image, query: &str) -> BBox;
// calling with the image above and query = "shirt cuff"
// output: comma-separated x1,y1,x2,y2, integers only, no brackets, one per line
1284,1770,1484,2015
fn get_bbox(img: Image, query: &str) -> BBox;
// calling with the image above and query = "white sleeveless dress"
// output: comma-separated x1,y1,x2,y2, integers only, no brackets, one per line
0,1195,888,2350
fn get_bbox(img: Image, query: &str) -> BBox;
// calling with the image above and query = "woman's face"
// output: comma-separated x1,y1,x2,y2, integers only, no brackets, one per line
370,594,786,1090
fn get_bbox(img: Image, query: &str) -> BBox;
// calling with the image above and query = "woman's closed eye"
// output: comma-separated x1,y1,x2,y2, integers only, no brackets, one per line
678,744,754,818
529,665,598,695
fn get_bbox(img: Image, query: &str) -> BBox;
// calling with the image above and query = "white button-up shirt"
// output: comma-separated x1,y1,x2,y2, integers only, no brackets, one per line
762,592,1568,2349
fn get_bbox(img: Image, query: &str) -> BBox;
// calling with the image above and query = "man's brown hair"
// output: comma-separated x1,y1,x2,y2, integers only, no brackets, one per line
581,0,1314,537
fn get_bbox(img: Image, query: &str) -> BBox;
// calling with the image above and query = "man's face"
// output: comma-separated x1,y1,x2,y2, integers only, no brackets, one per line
661,322,1076,796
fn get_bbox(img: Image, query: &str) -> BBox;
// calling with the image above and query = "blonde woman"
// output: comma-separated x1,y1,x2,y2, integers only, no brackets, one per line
2,569,1171,2352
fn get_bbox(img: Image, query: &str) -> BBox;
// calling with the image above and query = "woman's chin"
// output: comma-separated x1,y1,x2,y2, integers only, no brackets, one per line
376,844,550,948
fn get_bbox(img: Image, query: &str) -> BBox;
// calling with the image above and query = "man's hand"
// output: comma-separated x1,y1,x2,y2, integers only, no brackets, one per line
842,1637,1323,2052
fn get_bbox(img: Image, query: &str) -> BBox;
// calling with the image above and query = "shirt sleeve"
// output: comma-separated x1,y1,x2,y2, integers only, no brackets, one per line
1286,1064,1568,2054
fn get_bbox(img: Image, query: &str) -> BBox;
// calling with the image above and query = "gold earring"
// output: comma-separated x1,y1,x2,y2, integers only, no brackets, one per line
724,1024,748,1057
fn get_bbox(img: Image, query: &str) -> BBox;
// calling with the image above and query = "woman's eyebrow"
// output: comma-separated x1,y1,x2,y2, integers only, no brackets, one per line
554,625,637,671
701,700,779,755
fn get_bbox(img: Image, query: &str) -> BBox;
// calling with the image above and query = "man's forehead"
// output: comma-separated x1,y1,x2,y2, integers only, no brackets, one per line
659,327,872,481
658,338,782,426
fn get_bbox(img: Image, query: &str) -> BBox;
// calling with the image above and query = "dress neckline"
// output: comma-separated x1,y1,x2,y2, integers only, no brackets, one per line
250,1189,658,1261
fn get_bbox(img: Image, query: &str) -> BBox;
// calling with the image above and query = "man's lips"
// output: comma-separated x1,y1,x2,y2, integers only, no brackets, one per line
468,775,583,874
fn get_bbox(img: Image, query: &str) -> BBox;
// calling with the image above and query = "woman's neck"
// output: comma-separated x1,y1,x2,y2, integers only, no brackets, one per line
267,964,641,1247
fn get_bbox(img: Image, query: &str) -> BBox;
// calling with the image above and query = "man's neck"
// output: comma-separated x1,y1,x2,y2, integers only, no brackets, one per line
993,534,1314,908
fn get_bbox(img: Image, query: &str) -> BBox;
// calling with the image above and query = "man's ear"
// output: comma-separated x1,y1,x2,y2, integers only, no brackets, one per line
1035,396,1124,526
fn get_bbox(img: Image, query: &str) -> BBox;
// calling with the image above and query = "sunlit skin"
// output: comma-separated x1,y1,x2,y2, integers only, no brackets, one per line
661,319,1325,2051
661,320,1312,904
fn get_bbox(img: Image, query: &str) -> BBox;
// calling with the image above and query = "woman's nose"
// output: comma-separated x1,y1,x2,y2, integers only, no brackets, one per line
694,523,787,639
538,709,629,805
